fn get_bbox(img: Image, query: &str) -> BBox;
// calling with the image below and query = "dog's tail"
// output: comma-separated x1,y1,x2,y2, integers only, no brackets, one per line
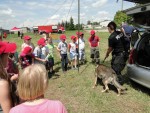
113,76,127,90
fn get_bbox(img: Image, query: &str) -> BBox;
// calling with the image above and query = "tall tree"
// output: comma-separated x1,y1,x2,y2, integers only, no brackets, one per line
87,20,91,25
69,17,75,30
75,24,83,30
65,21,70,30
61,20,65,27
114,11,132,27
58,22,61,27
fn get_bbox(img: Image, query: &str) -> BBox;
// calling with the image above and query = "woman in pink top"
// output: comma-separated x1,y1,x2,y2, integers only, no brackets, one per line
9,64,67,113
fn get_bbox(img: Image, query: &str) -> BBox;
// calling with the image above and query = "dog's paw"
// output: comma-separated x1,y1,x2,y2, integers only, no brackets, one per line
117,94,120,96
92,86,95,89
101,90,106,93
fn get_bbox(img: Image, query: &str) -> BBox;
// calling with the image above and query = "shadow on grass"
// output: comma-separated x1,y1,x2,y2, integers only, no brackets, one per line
123,73,150,95
55,61,61,65
48,71,60,79
54,66,61,73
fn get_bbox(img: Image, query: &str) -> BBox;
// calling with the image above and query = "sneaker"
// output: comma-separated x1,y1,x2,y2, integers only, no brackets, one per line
74,67,78,70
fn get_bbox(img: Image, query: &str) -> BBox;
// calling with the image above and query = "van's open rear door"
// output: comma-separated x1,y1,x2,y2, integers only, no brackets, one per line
124,0,150,4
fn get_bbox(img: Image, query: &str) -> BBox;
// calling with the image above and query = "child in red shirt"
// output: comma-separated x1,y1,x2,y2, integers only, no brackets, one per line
19,46,34,69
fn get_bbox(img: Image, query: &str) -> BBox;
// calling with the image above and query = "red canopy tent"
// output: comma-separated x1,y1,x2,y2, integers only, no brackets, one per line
10,27,21,31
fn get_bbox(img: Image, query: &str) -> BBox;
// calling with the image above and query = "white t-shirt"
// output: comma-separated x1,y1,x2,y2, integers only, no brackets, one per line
33,46,49,64
76,38,85,50
57,41,68,54
41,46,49,59
69,42,76,54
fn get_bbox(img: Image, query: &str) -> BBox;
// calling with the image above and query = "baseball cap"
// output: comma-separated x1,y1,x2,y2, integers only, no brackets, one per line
71,35,76,40
0,41,17,55
21,46,32,56
76,32,84,36
90,30,95,35
37,38,46,46
24,35,31,40
80,32,84,35
60,34,66,40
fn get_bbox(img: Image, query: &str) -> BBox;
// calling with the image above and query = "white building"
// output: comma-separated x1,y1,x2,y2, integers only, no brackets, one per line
100,20,111,27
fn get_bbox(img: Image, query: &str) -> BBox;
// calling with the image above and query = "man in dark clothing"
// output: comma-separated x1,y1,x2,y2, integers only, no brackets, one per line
121,22,135,49
105,21,127,83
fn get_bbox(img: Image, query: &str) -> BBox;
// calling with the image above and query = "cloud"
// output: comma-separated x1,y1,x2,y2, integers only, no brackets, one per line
98,11,109,17
92,0,108,7
0,7,15,17
91,11,111,22
50,15,60,19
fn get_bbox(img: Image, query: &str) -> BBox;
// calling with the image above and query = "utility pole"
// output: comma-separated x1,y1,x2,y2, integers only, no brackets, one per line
78,0,80,72
121,0,123,11
0,27,3,40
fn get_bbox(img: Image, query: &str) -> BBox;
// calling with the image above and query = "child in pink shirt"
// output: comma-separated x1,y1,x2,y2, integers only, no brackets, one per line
9,64,67,113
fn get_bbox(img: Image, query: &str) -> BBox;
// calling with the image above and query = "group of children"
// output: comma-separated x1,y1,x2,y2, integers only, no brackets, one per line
7,32,85,75
57,32,85,73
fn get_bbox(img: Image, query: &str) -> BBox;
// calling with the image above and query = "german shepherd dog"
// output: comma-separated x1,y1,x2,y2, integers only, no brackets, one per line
93,64,127,96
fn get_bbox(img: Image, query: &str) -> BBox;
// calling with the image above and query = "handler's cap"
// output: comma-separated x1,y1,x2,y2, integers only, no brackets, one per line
37,38,46,46
24,35,31,40
90,30,95,35
21,46,32,56
0,41,17,54
60,34,66,40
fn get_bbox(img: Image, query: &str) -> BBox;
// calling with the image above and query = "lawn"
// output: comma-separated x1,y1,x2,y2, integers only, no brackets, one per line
5,31,150,113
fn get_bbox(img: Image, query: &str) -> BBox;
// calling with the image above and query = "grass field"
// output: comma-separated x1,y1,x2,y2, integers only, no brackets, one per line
5,31,150,113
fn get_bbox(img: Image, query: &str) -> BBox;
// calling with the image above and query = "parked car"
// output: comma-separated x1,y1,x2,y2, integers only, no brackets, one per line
124,0,150,88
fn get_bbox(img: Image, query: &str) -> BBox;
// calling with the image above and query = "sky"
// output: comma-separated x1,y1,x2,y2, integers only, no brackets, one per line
0,0,135,29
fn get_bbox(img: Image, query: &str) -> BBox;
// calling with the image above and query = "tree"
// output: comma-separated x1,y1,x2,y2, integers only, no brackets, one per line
58,22,61,27
69,17,75,30
61,20,65,27
114,11,132,27
87,20,91,25
65,21,70,30
75,24,83,30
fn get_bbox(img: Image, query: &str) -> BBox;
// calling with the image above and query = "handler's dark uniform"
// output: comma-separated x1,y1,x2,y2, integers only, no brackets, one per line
108,31,127,81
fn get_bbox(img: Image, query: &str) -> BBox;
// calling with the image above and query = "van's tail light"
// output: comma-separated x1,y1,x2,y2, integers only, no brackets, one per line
128,48,135,64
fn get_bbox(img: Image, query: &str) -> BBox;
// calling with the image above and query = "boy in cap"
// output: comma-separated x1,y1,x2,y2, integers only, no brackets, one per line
33,38,49,64
68,35,78,69
21,35,35,51
76,32,85,64
45,37,55,73
88,30,100,64
57,34,68,73
19,46,34,69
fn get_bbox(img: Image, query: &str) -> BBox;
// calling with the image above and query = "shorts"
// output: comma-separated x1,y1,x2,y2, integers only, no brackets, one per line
70,52,77,60
46,58,54,69
90,47,99,58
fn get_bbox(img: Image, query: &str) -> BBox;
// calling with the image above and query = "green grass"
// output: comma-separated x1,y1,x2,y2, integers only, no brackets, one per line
5,31,150,113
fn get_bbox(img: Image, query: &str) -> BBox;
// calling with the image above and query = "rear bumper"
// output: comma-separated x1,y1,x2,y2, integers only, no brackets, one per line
127,64,150,89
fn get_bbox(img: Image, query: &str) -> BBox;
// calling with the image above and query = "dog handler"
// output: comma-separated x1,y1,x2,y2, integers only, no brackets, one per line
104,21,127,83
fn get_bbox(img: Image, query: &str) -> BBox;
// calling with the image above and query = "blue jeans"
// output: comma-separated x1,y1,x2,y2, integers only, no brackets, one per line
61,54,68,71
